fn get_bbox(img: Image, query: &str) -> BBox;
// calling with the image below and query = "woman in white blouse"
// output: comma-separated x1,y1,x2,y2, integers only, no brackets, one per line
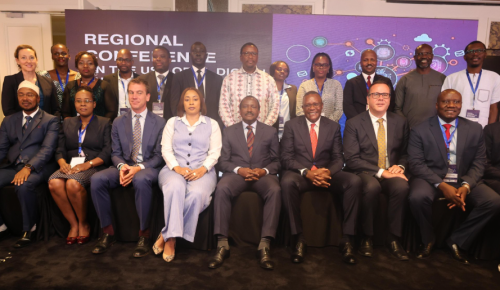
152,87,222,262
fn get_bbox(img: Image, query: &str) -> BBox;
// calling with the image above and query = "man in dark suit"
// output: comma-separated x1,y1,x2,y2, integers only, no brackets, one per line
90,78,166,258
483,122,500,193
170,42,224,129
408,89,500,264
102,48,140,120
138,46,174,121
343,49,395,120
208,96,280,270
344,81,410,261
0,80,59,247
280,91,362,264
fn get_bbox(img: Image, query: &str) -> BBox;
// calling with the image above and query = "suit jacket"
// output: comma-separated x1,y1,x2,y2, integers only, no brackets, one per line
483,122,500,179
272,84,298,131
2,71,60,118
219,121,280,174
138,71,174,121
102,71,140,121
344,111,409,176
343,74,395,120
170,68,224,129
280,116,343,175
408,116,485,189
0,109,59,172
55,115,112,169
111,109,166,169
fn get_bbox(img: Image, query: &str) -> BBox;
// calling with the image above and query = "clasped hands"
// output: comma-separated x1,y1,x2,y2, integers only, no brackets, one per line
58,160,91,175
173,166,207,181
237,167,266,181
381,165,408,181
306,168,331,188
438,182,468,212
120,164,142,186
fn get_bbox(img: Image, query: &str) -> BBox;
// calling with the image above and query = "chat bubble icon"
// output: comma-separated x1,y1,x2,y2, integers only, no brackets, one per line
297,70,308,77
455,50,465,57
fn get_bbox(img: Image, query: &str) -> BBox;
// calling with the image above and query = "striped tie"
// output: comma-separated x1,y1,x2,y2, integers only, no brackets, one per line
131,114,141,163
22,116,32,135
377,118,387,169
247,125,254,157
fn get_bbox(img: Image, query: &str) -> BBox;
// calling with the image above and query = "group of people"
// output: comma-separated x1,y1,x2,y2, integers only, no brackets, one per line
0,39,500,271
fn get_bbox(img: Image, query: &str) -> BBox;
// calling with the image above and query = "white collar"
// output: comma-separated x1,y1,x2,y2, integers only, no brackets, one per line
191,66,206,74
178,114,206,126
23,108,39,119
305,116,321,128
368,110,387,122
242,120,257,129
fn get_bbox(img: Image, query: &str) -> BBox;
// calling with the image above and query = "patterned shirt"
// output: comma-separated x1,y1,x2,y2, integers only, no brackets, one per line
38,70,81,108
219,67,279,127
296,78,344,123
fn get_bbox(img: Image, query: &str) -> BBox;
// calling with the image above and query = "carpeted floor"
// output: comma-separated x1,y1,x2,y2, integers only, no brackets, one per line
1,236,499,290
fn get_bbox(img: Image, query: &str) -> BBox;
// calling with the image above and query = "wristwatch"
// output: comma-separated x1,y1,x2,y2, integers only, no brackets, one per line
24,164,33,171
461,183,471,194
89,161,94,168
302,169,310,178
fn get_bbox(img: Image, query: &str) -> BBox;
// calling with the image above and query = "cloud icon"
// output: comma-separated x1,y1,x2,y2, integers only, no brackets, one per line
414,33,432,42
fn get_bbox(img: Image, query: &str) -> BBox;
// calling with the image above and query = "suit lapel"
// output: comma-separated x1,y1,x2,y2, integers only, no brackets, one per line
386,113,396,155
297,117,313,160
251,122,266,161
430,116,448,165
316,118,328,156
21,110,42,144
142,111,156,158
455,118,468,171
14,113,23,143
357,75,368,95
124,112,133,156
149,72,159,102
236,123,251,160
360,112,378,151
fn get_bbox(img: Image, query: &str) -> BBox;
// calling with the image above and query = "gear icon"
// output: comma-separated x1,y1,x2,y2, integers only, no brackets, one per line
433,44,450,58
377,39,391,45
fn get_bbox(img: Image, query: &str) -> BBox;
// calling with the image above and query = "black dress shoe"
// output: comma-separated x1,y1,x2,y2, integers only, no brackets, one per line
133,236,150,258
0,230,11,242
92,233,116,254
416,242,434,259
208,246,230,269
388,240,409,261
358,237,373,257
340,242,357,264
13,231,35,248
256,247,275,270
291,240,307,263
449,244,469,265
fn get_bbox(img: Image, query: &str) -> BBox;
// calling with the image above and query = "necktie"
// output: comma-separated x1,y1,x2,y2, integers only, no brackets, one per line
197,69,204,97
157,74,165,99
23,116,32,135
377,118,387,169
131,114,141,163
443,124,452,140
310,124,318,170
366,75,371,92
247,125,254,157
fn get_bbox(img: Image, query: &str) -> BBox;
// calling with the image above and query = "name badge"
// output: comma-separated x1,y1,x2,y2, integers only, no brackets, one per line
465,109,479,123
444,164,458,183
279,116,284,125
70,157,86,168
120,108,130,116
152,102,164,118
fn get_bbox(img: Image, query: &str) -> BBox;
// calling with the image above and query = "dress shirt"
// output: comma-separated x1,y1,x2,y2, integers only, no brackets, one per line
117,72,133,116
162,114,221,171
434,116,460,188
192,65,206,96
368,111,389,178
219,67,280,127
362,72,375,85
299,117,321,175
278,83,292,140
117,108,148,170
233,121,269,175
22,108,39,126
155,70,170,101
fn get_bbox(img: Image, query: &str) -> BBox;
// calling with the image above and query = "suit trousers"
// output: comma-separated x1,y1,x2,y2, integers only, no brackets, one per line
0,162,57,231
158,166,216,242
358,173,409,237
409,178,500,249
0,212,3,226
484,179,500,195
90,167,159,231
281,170,361,236
214,172,281,239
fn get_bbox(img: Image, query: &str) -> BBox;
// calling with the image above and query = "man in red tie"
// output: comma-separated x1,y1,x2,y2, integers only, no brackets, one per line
281,91,362,264
408,89,500,264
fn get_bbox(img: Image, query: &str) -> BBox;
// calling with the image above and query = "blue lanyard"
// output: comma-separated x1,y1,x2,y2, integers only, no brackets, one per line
466,69,482,109
79,77,95,87
78,115,94,155
314,79,324,98
191,67,206,89
56,70,69,91
119,79,129,108
439,118,458,162
156,74,168,102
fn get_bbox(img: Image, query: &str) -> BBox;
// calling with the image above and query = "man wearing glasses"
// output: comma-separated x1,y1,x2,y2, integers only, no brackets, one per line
442,41,500,127
219,42,279,127
103,49,140,119
344,81,410,261
395,44,446,128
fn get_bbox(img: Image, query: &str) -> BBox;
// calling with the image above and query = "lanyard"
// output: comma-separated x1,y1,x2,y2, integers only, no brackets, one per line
156,74,168,102
78,115,94,156
314,79,324,98
56,70,69,91
79,77,95,88
466,69,482,109
191,67,206,89
119,79,129,108
439,118,458,162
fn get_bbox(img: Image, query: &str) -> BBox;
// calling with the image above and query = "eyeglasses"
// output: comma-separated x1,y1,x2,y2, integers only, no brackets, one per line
368,92,390,99
415,52,433,57
465,49,486,55
441,100,461,105
242,52,258,56
53,52,68,57
117,58,132,63
303,103,322,109
276,68,289,73
17,93,37,97
75,99,94,104
313,63,330,69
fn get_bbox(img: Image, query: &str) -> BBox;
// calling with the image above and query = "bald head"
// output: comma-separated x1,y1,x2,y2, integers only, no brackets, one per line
436,89,462,122
116,49,134,74
361,49,377,75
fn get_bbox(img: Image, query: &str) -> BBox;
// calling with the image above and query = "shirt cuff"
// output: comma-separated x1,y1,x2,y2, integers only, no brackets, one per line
234,166,241,174
117,163,124,170
398,165,405,172
375,168,385,179
264,168,269,175
299,168,307,175
434,183,441,188
138,164,145,170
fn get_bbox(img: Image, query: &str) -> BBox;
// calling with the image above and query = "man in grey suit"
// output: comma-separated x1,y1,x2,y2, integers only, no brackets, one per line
0,80,59,247
102,49,140,119
209,96,281,270
344,81,410,261
90,78,166,258
138,46,174,121
408,89,500,264
170,42,224,129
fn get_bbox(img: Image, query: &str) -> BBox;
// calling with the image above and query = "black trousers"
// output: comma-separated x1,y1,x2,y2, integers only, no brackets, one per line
358,173,409,237
281,170,361,236
409,178,500,249
214,173,281,239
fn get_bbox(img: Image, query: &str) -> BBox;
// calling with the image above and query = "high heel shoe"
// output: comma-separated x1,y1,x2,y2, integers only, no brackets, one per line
77,236,90,245
66,236,78,245
163,238,176,263
152,233,164,255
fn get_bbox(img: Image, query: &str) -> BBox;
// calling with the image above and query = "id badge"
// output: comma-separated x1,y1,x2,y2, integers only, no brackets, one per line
70,157,86,168
279,116,284,125
120,108,130,116
444,164,458,183
153,102,164,118
465,109,479,123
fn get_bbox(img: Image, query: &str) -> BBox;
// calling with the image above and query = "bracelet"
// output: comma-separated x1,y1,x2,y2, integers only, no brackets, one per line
462,183,471,194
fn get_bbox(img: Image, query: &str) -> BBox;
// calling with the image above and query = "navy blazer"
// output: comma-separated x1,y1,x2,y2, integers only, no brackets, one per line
219,121,280,175
102,71,140,121
0,109,59,172
111,109,166,169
